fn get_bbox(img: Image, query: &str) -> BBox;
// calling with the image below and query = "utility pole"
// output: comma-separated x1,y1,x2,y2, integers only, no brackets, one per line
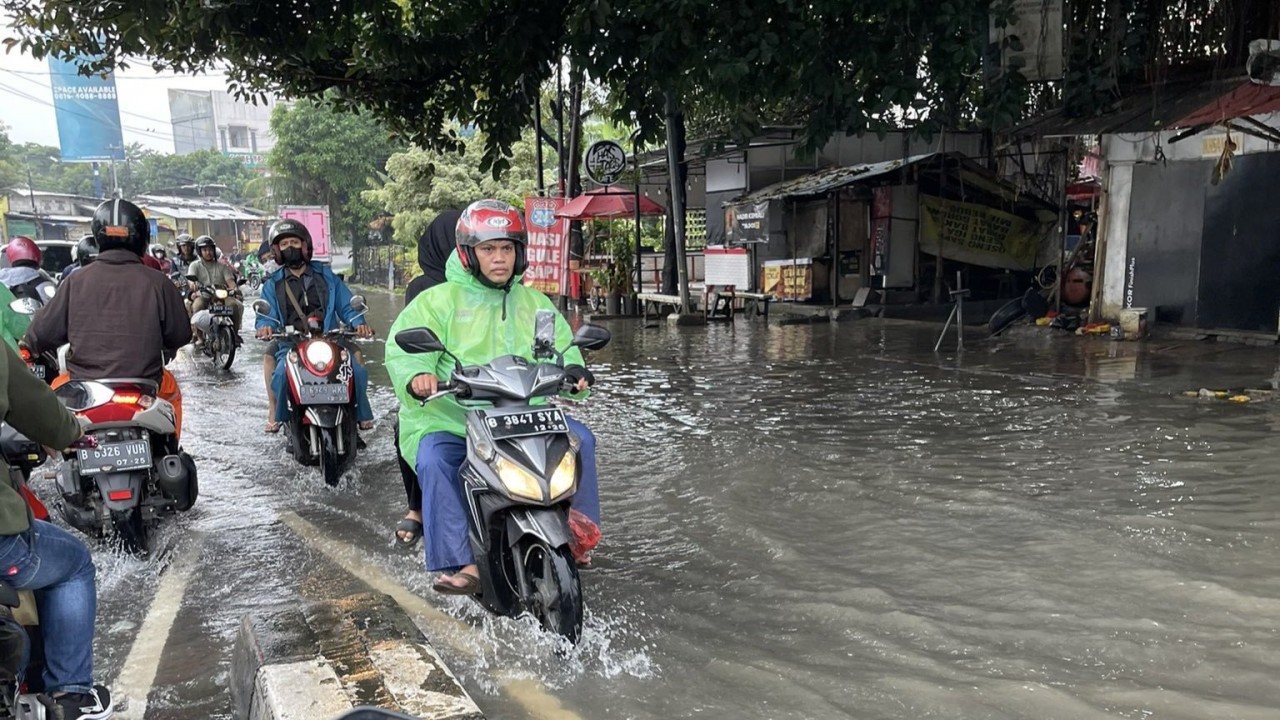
664,91,690,313
23,159,42,241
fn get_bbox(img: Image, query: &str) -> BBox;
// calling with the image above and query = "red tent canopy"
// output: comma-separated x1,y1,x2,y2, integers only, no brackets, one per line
554,185,666,220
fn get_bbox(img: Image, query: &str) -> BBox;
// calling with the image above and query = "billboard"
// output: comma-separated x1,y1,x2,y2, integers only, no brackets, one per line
47,55,126,162
523,197,570,296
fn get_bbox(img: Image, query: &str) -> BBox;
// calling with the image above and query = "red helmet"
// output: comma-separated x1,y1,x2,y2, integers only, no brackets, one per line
455,199,527,286
4,236,41,268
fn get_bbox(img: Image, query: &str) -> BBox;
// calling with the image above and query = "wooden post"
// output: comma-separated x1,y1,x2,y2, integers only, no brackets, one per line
665,91,690,313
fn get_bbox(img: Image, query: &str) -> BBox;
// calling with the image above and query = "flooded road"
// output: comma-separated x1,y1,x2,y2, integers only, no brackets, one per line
51,289,1280,719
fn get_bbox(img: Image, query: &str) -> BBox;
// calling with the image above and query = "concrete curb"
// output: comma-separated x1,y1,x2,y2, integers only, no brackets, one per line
231,592,483,720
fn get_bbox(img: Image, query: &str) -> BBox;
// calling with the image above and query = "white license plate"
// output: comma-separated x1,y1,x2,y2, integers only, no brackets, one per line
297,382,349,405
78,440,151,476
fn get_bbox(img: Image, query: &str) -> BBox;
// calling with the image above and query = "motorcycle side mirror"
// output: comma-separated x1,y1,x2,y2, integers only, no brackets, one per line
252,299,272,316
395,328,445,354
571,324,611,351
349,294,368,314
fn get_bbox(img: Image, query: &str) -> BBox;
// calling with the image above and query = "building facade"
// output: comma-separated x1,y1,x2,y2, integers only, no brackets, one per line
168,89,283,168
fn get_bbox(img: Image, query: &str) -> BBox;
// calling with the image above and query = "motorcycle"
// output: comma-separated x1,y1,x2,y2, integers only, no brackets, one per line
393,310,610,643
0,424,73,717
7,291,58,386
191,284,242,371
52,378,198,554
253,296,369,487
238,262,265,294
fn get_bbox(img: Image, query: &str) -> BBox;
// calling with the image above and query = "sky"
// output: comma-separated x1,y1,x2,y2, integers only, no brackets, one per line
0,8,232,154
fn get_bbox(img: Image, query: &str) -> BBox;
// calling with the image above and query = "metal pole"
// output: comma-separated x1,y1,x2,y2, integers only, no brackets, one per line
556,63,565,194
534,101,546,196
664,91,690,313
633,131,643,302
955,270,964,350
24,161,42,241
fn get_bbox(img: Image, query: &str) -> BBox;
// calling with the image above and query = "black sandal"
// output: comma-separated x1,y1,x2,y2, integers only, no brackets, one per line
394,518,423,549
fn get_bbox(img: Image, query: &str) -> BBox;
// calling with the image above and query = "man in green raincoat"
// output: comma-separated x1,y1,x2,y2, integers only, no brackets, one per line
385,199,601,595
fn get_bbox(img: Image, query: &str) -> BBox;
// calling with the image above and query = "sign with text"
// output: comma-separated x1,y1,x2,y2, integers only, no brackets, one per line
725,201,770,244
523,197,571,296
919,195,1044,270
762,259,814,301
584,140,627,185
47,55,125,162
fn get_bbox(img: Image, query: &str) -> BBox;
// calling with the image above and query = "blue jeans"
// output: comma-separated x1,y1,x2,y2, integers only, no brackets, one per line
272,344,372,423
0,520,96,695
417,416,601,573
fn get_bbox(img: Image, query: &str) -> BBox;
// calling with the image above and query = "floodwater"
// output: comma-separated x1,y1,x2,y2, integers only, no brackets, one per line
52,289,1280,719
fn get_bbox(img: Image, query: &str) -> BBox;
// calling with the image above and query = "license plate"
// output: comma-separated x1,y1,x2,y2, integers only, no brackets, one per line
297,382,349,405
486,408,568,439
211,306,234,316
78,440,151,476
26,362,45,380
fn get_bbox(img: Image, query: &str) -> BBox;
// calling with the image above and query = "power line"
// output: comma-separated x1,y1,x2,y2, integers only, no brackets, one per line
0,67,181,126
0,80,175,142
0,66,229,81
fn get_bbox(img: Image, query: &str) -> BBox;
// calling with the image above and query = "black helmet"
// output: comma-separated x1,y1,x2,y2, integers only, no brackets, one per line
176,234,194,249
267,219,312,264
195,235,217,252
74,235,99,266
91,199,149,256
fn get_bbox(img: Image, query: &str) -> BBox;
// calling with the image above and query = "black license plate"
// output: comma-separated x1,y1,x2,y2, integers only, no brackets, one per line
211,305,234,316
78,440,151,476
297,382,349,405
487,408,568,439
26,362,45,380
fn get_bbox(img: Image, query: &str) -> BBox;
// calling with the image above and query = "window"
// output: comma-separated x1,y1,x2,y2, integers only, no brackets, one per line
227,125,251,149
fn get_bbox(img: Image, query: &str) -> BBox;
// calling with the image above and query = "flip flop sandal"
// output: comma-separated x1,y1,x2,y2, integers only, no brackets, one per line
432,571,481,596
394,518,423,550
264,421,282,434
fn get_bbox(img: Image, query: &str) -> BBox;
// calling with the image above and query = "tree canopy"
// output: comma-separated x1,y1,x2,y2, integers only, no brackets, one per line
3,0,1273,167
267,99,401,245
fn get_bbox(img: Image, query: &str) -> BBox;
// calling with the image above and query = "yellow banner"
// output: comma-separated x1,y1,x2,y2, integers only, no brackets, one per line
920,195,1044,270
0,195,8,243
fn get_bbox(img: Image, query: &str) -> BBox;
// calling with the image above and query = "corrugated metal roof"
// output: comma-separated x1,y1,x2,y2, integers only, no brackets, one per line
1013,78,1246,138
136,194,264,221
1173,81,1280,127
732,153,938,203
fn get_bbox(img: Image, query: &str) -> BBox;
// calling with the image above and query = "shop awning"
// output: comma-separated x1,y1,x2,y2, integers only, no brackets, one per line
1165,81,1280,144
1012,78,1247,138
732,153,938,203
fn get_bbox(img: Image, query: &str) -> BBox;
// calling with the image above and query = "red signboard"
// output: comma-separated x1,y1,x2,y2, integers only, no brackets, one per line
523,197,571,296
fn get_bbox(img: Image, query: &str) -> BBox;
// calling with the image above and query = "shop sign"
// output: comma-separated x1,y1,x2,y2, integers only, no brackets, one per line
725,201,770,244
920,195,1045,270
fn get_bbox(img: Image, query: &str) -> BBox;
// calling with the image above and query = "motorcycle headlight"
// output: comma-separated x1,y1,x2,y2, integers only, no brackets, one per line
8,298,39,315
549,451,577,500
303,341,334,373
495,456,544,501
215,288,229,299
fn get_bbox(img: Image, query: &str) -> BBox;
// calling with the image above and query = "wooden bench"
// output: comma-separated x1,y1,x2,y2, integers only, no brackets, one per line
701,286,773,322
637,292,685,322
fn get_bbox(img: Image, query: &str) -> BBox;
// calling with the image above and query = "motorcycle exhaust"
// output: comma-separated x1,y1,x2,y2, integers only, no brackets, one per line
155,453,198,512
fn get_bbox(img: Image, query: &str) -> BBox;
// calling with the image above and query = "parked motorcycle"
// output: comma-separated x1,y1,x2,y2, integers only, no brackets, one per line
191,284,242,371
52,378,198,553
393,311,610,643
253,296,369,487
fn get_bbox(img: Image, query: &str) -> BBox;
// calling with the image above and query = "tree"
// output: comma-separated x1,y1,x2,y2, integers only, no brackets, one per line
0,124,21,190
122,147,256,198
364,129,550,248
267,99,401,247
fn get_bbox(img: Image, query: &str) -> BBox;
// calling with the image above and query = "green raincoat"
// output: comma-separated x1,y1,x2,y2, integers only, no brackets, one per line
0,284,28,353
386,252,589,467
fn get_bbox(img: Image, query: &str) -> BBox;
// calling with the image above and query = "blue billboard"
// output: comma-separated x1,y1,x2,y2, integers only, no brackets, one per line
47,55,126,162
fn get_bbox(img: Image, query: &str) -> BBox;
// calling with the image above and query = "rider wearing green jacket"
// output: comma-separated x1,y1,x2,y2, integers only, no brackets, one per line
0,283,29,353
385,199,601,595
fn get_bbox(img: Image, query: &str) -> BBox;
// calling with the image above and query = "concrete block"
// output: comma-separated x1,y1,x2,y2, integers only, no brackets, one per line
232,592,483,720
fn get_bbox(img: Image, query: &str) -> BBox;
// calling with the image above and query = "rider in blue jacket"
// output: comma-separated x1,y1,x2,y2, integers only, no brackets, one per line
254,220,375,433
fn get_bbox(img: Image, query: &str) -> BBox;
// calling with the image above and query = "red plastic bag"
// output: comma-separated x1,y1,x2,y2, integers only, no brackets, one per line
568,508,601,565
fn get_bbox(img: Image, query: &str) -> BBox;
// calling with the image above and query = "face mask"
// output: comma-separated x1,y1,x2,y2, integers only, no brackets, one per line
280,247,306,268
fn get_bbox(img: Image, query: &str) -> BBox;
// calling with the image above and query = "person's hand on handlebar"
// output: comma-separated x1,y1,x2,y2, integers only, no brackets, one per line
355,324,375,339
256,327,274,340
563,365,594,393
409,373,438,399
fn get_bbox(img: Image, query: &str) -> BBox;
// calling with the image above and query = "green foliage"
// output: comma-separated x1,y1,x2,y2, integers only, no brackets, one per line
268,99,401,245
122,146,255,198
364,128,552,248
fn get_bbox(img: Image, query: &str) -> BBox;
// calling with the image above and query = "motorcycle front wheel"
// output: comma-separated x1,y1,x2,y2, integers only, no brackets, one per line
518,539,583,643
318,427,341,487
215,325,237,370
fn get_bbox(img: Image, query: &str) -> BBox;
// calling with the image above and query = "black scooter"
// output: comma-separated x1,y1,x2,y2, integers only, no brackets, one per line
394,310,610,643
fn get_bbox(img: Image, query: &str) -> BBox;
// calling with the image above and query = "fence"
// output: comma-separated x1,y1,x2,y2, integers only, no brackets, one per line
352,245,413,288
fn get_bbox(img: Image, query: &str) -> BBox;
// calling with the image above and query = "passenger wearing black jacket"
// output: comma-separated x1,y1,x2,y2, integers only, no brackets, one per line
393,209,460,549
